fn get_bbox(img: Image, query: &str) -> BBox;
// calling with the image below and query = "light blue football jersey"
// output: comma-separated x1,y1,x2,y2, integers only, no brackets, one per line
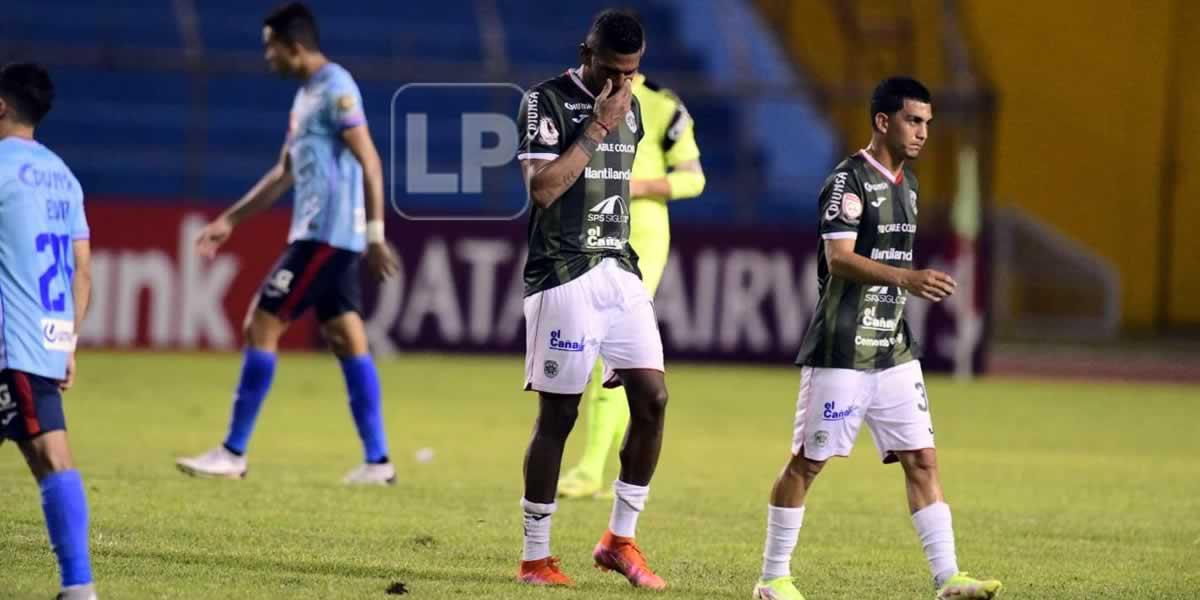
0,137,88,380
286,62,367,252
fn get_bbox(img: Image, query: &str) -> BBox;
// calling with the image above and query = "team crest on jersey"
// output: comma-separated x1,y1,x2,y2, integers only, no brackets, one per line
843,192,863,220
543,360,560,378
625,111,637,133
909,190,918,214
537,117,559,146
336,94,357,111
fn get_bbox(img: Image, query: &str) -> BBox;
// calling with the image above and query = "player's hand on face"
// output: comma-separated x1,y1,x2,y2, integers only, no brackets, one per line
60,353,76,392
593,78,631,131
904,269,957,302
366,241,399,281
195,216,233,259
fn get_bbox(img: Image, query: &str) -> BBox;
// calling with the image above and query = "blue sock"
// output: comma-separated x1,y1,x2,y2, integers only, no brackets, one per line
40,469,92,587
222,348,277,455
339,355,389,463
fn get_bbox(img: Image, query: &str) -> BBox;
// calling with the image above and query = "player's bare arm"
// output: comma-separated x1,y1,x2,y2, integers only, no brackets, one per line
342,123,398,280
61,239,91,392
631,158,702,199
524,78,631,208
195,142,295,258
825,238,956,302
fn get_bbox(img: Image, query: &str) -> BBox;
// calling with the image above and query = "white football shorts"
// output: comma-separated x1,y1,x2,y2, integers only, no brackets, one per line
791,360,935,463
523,258,664,395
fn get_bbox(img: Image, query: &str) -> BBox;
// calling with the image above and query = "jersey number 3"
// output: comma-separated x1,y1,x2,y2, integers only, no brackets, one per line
36,232,72,313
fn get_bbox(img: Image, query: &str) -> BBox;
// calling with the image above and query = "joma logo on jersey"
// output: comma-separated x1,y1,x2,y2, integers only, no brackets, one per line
587,195,630,223
861,306,898,332
584,166,631,181
548,329,585,352
870,248,913,262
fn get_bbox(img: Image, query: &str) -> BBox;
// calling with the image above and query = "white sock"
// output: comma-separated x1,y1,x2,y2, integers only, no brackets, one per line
608,479,649,538
521,498,556,561
912,502,959,587
762,504,805,580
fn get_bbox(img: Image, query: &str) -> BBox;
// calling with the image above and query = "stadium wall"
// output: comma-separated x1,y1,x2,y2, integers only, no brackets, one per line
760,0,1197,330
963,0,1179,330
1165,0,1200,326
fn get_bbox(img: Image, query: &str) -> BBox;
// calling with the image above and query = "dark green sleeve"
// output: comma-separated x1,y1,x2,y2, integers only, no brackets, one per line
517,86,565,160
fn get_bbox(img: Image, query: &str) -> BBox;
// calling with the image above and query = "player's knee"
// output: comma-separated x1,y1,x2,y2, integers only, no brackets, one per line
537,402,579,439
243,320,270,349
899,448,939,478
786,453,825,483
631,387,668,424
39,448,74,475
244,313,283,350
323,328,350,356
23,435,74,479
241,320,257,345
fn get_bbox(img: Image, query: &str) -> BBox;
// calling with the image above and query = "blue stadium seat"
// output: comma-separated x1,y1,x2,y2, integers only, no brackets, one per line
12,0,830,224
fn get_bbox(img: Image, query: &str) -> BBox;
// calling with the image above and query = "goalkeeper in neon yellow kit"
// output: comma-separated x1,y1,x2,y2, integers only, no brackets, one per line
557,73,706,499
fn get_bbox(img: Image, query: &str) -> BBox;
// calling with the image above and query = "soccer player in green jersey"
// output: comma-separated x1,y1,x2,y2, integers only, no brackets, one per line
557,72,705,500
513,10,670,590
751,77,1002,600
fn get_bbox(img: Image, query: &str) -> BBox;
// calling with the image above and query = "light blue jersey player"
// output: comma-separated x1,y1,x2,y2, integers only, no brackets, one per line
0,63,98,600
286,61,367,251
177,2,401,485
0,141,87,378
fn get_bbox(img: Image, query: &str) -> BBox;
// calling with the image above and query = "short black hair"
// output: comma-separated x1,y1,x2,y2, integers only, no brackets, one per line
264,2,320,50
870,76,931,124
586,9,645,55
0,63,54,125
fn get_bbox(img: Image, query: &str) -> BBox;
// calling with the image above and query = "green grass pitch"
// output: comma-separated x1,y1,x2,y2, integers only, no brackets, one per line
2,352,1197,599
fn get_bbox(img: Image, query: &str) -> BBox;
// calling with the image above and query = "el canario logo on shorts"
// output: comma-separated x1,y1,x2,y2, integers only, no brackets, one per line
548,329,585,352
822,402,858,421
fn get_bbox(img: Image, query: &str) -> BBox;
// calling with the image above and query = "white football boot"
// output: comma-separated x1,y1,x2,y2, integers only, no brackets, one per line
56,583,98,600
175,446,247,479
342,462,396,485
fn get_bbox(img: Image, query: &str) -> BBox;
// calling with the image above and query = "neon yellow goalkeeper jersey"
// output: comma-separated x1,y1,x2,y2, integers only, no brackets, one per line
630,74,702,236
